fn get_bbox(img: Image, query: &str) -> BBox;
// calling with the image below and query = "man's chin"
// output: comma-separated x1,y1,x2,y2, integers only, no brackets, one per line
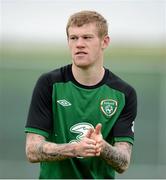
73,60,90,69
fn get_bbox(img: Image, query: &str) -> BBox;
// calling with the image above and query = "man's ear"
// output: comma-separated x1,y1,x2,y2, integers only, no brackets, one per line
101,35,110,49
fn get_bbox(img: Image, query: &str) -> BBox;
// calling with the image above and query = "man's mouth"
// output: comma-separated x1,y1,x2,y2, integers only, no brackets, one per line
75,51,88,55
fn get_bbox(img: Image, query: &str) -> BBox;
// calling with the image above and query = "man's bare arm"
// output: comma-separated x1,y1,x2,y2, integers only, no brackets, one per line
25,132,99,163
88,124,132,174
101,141,132,173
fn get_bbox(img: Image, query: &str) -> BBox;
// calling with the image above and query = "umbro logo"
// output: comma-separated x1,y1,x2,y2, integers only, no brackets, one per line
57,99,72,107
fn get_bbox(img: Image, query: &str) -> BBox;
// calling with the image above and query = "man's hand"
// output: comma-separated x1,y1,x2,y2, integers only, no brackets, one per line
73,128,98,157
88,123,103,156
73,124,103,157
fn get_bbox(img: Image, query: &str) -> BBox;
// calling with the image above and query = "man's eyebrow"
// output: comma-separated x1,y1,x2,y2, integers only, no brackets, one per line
69,34,77,36
82,34,94,37
69,34,94,37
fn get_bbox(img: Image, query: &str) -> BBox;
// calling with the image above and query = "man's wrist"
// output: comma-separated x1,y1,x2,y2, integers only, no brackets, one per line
69,142,79,157
100,139,108,154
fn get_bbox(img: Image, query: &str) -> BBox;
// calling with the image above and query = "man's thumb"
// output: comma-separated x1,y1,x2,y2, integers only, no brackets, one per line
95,123,102,135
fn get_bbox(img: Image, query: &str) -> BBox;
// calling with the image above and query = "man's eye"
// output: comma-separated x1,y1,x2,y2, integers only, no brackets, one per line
84,36,92,39
70,37,77,40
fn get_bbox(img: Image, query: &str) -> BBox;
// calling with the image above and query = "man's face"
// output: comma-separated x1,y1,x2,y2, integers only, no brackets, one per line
68,23,109,68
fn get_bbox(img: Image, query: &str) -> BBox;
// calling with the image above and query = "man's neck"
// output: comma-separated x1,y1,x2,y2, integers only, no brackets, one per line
72,64,105,86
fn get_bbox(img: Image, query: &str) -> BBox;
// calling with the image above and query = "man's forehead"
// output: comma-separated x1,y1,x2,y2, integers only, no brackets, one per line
68,24,98,36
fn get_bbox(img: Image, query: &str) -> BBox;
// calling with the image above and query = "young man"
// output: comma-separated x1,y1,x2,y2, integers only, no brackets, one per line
25,10,137,179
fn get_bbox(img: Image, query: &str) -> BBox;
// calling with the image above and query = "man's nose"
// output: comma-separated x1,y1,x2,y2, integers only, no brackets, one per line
76,37,85,48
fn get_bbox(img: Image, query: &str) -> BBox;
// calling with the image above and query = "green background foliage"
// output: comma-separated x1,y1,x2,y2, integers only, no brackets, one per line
0,44,166,178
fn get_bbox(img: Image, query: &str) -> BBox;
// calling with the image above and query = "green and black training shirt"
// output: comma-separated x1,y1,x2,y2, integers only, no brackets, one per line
25,64,137,179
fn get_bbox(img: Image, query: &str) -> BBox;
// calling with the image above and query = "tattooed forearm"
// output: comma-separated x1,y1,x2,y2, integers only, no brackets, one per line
38,141,79,161
26,130,102,163
101,141,132,173
26,133,76,163
35,141,67,162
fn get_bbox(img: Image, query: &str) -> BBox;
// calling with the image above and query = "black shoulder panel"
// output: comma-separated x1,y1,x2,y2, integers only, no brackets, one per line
106,70,137,141
25,65,70,134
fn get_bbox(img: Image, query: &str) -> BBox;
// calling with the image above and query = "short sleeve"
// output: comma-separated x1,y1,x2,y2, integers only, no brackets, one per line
25,73,53,137
111,87,137,144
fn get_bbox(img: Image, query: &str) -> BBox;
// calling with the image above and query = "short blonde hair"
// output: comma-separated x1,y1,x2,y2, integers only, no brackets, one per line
66,10,108,38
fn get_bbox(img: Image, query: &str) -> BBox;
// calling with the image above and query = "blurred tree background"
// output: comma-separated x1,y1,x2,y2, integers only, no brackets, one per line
0,0,166,178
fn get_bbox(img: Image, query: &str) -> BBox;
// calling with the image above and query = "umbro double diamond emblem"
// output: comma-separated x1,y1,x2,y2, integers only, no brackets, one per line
57,99,72,107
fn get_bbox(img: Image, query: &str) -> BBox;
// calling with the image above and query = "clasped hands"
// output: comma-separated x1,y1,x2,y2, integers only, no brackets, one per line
74,123,104,157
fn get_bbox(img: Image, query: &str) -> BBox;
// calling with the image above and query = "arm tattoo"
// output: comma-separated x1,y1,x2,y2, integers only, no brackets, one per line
36,141,69,161
26,133,76,163
37,141,77,161
101,141,132,173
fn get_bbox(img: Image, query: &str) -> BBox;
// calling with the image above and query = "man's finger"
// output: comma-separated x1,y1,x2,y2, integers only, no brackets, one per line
86,128,94,138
